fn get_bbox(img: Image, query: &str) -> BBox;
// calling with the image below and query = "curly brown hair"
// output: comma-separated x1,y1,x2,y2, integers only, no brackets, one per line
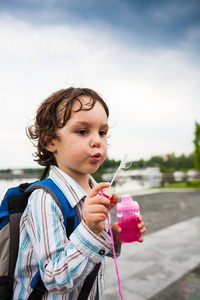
27,87,109,167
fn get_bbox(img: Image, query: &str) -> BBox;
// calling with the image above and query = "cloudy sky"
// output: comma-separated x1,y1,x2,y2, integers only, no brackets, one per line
0,0,200,169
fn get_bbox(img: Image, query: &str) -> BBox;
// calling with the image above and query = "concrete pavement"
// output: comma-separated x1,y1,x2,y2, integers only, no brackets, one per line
102,189,200,300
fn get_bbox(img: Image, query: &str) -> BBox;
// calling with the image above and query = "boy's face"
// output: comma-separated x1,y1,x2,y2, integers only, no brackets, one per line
46,96,108,180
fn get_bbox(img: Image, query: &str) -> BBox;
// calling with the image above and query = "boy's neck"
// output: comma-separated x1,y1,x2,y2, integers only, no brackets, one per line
76,175,92,194
67,171,92,194
56,166,92,194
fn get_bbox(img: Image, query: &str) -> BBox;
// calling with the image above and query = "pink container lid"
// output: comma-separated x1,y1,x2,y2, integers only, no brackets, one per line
116,194,139,212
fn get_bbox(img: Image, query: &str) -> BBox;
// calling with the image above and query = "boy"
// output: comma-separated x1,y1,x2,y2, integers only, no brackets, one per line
13,87,146,299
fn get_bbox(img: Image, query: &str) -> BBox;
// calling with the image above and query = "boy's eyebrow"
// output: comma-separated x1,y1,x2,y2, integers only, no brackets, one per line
72,121,109,129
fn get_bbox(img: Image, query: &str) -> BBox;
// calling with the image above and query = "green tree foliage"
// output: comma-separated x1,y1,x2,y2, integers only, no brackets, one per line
147,156,165,167
92,153,194,181
193,122,200,170
131,159,147,169
92,157,120,182
130,153,194,173
0,153,195,181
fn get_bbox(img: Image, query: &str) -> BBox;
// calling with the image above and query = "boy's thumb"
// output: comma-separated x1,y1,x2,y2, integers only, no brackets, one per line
88,182,110,197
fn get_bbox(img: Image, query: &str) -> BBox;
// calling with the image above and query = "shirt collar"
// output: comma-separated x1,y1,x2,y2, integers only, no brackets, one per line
49,166,96,208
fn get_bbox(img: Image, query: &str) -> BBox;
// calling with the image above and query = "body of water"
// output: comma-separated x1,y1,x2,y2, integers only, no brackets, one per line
112,177,161,195
0,177,161,201
0,178,38,201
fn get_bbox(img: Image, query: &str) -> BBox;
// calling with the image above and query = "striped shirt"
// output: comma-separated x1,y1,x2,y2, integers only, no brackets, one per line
13,166,117,300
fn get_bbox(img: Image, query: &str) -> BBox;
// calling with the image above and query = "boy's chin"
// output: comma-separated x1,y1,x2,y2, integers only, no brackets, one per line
89,168,99,174
89,164,100,174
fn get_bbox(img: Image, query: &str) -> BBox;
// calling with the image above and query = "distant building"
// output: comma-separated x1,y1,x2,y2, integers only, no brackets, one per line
12,169,24,176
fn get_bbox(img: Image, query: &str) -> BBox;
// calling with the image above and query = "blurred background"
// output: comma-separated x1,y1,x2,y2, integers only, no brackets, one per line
1,0,200,197
0,0,200,170
0,1,200,299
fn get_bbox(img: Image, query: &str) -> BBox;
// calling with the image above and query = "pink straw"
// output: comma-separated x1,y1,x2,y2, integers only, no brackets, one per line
106,212,123,300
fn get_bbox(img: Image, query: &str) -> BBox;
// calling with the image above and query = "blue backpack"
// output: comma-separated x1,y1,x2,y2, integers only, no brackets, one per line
0,169,100,300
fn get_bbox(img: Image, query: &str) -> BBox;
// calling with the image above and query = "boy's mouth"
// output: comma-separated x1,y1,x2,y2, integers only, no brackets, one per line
91,153,101,163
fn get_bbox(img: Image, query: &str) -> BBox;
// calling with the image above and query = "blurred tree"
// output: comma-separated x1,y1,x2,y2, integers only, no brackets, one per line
164,153,177,169
92,157,120,182
147,156,165,167
193,122,200,170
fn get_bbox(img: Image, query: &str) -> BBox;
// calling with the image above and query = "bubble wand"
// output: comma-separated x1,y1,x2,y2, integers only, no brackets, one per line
102,155,131,300
102,154,131,201
110,154,129,186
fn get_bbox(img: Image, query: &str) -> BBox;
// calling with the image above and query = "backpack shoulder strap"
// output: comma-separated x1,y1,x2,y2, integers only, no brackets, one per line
27,178,79,232
27,178,100,300
26,178,78,300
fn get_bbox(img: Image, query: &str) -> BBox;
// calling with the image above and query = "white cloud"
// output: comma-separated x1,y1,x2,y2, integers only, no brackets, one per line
0,14,199,168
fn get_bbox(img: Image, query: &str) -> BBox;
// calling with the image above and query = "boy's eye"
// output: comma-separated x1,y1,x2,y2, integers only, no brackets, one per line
99,130,107,136
77,129,88,135
76,129,108,136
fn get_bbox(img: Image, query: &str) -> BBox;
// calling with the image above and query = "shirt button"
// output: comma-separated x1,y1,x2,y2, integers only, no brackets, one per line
99,249,105,255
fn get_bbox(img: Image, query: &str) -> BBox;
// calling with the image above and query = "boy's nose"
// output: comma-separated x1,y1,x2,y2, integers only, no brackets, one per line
90,135,101,148
91,141,100,148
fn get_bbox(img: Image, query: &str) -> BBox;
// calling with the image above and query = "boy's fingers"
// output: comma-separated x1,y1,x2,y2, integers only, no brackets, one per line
111,193,118,204
112,222,121,233
139,215,143,222
138,221,145,229
88,182,110,197
141,227,146,234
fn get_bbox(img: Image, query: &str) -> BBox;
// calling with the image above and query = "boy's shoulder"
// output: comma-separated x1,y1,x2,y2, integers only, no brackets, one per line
0,175,79,299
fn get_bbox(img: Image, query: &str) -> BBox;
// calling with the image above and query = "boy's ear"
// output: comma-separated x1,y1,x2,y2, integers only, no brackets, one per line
44,136,56,153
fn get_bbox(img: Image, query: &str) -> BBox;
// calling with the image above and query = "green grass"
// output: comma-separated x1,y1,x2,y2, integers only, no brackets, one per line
154,179,200,189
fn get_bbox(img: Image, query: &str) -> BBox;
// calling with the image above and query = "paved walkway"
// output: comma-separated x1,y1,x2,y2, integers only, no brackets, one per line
102,189,200,300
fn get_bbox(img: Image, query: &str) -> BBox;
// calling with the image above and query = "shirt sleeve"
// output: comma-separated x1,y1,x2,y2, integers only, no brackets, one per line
26,189,112,293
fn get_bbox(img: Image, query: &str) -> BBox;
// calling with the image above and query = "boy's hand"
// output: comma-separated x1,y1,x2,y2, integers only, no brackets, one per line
83,182,118,236
137,215,146,242
113,216,146,244
111,223,122,245
115,215,146,244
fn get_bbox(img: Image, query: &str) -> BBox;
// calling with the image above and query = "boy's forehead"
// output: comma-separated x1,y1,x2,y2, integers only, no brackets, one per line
72,95,93,110
70,99,108,124
71,96,107,115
